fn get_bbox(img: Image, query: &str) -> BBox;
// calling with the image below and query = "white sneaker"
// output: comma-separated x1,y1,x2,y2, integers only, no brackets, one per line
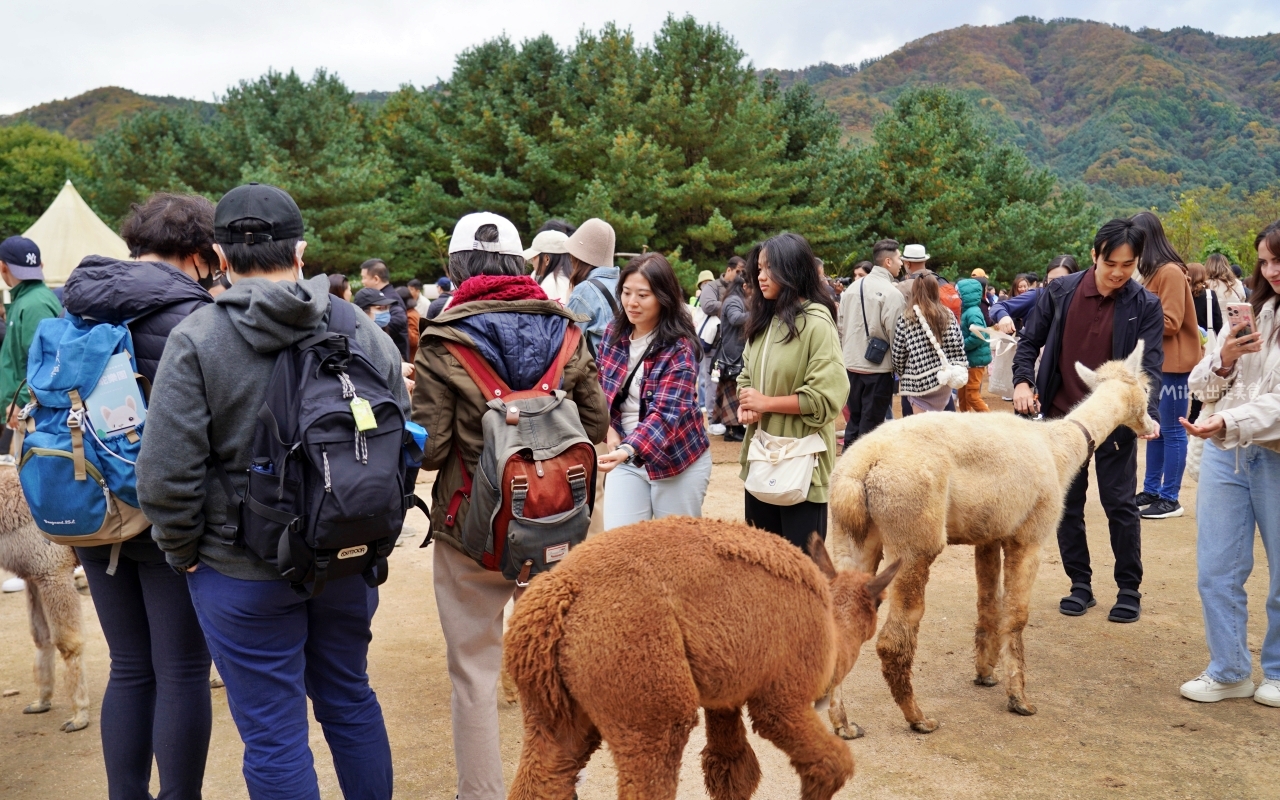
2,577,25,593
1255,679,1280,707
1180,672,1255,702
707,424,727,436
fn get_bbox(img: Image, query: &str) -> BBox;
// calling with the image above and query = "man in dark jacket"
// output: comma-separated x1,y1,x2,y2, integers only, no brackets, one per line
60,193,216,799
1013,218,1164,625
360,258,409,359
137,184,407,799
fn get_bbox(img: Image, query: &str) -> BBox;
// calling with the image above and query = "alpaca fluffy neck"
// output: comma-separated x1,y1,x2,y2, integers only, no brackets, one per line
1053,383,1130,482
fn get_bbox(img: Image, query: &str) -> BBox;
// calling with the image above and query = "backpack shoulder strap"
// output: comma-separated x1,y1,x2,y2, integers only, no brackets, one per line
588,278,620,315
327,297,358,337
443,341,513,400
535,323,582,392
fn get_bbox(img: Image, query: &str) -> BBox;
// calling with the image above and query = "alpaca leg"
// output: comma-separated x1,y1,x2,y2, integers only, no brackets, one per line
23,581,54,715
702,707,761,800
601,709,697,800
1000,538,1040,716
748,698,854,800
510,709,600,800
826,681,863,740
973,542,1003,687
40,573,89,732
876,556,938,732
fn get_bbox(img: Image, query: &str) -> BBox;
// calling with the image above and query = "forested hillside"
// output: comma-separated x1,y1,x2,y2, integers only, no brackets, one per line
1,16,1276,282
769,18,1280,210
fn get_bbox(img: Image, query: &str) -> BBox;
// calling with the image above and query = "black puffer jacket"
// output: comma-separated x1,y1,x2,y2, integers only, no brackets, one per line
63,256,212,383
62,256,212,563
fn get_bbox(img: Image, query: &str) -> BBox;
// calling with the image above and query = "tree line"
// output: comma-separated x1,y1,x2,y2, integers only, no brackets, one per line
1,16,1099,288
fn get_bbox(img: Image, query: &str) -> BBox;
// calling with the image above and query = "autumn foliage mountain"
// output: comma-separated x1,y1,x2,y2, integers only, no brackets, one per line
769,18,1280,209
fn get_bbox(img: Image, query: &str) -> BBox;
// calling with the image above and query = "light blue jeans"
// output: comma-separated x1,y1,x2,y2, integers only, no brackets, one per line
1196,441,1280,683
603,449,713,530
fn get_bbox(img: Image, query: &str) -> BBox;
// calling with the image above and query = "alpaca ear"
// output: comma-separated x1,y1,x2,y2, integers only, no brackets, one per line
865,559,901,602
1125,339,1146,376
1074,362,1099,390
808,534,838,580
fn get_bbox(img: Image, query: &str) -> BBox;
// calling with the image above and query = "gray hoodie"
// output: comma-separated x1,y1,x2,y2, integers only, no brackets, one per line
136,274,411,580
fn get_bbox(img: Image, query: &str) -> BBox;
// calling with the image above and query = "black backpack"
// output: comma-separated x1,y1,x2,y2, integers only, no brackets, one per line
211,298,427,597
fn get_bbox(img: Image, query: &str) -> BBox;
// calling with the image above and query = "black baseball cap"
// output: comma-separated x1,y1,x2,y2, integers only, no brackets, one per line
214,183,305,245
352,287,389,309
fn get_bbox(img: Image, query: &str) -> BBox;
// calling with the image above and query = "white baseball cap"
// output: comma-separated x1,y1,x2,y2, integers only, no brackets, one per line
902,244,929,261
523,230,570,261
448,212,524,257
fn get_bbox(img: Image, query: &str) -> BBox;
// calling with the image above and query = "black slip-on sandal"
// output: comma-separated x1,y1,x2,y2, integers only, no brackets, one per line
1108,588,1142,623
1059,582,1096,616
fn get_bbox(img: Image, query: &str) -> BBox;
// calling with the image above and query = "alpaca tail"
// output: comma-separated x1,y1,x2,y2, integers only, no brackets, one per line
503,570,579,736
829,447,875,572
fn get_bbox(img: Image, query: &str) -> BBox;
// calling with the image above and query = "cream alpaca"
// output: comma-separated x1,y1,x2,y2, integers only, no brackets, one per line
828,344,1155,734
0,464,90,732
504,517,897,800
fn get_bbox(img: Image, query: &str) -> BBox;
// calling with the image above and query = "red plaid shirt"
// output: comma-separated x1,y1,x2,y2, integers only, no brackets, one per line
596,325,708,480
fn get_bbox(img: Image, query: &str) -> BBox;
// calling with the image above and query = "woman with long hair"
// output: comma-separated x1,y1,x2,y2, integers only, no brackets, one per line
735,232,847,550
1206,252,1247,308
595,253,711,527
892,273,968,413
1188,261,1223,423
327,272,352,301
1131,210,1203,519
1179,220,1280,708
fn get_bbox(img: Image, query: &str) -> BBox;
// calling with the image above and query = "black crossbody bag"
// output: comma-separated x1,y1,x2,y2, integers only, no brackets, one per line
860,281,889,364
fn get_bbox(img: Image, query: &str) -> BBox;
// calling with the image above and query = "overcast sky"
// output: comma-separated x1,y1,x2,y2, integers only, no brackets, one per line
3,0,1275,114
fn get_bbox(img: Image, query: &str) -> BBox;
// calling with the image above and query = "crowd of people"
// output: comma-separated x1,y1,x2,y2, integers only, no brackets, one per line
0,181,1277,800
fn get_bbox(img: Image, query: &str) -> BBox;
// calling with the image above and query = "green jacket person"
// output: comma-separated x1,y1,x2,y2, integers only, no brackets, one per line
0,237,63,423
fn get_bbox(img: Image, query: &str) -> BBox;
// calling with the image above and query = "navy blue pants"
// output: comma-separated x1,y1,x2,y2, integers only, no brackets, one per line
186,567,392,800
78,544,212,800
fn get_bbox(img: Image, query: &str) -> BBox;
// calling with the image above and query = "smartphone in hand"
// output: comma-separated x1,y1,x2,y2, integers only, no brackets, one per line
1227,303,1255,338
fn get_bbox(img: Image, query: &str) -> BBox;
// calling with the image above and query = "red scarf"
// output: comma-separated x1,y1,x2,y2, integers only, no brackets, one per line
449,275,548,308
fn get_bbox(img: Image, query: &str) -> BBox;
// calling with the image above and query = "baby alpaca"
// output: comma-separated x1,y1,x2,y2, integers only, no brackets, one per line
829,344,1155,734
505,517,897,800
0,465,90,732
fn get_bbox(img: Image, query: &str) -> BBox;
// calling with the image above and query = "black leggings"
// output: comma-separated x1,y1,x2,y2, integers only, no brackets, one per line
744,491,828,552
78,545,212,800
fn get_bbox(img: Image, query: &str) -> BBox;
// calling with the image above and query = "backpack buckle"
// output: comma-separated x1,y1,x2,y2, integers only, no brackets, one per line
66,409,83,429
216,523,239,546
515,559,534,588
287,517,305,534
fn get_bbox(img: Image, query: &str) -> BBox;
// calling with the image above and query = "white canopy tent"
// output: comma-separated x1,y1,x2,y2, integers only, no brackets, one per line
22,180,129,286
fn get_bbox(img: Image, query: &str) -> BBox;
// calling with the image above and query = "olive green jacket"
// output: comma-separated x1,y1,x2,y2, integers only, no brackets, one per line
737,302,849,503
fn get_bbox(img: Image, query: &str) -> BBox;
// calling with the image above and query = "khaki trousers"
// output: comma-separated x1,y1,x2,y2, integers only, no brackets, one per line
433,542,516,800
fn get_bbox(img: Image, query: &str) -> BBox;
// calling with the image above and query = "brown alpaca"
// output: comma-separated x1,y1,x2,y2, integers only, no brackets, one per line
828,344,1156,734
504,517,898,800
0,465,90,732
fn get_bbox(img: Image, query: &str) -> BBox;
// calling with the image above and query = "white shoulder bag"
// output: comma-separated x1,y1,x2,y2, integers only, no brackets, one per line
918,305,969,390
744,321,828,506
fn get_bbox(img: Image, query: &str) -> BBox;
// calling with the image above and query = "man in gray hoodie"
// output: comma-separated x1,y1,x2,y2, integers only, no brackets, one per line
136,183,408,800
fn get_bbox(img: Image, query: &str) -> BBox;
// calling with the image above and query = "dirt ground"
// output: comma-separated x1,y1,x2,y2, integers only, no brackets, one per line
2,398,1278,799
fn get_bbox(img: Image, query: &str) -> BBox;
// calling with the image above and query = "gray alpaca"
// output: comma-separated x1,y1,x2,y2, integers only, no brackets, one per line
0,464,90,732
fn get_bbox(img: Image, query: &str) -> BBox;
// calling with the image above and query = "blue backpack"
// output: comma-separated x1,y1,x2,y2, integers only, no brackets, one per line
16,315,151,570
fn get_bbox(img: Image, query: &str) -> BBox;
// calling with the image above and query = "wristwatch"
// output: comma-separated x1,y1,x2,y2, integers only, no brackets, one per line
618,443,637,464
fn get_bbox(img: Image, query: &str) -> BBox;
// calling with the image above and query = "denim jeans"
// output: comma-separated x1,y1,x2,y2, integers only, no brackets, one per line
1143,371,1190,502
1196,442,1280,683
78,545,211,800
186,568,392,800
603,449,712,530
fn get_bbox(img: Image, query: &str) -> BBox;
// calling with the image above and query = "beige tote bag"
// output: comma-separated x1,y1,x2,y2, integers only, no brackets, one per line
744,321,828,506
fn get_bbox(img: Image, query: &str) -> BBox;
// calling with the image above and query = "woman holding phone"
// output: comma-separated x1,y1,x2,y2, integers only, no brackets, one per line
1179,220,1280,708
